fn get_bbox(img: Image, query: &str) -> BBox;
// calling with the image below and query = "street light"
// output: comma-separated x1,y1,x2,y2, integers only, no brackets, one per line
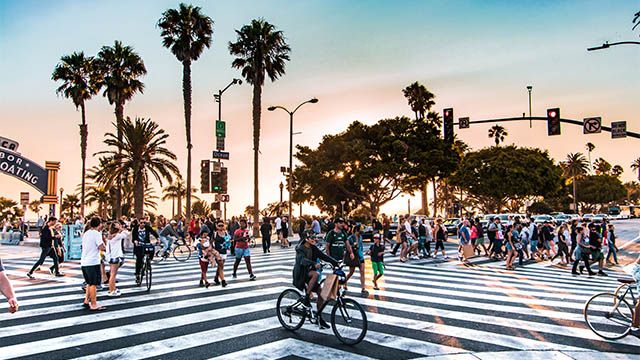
279,182,284,205
214,79,242,124
268,98,319,223
59,187,64,218
340,200,346,216
526,85,532,128
587,41,640,51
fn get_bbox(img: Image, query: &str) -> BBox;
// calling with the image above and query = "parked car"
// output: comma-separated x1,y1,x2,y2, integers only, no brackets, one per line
361,225,375,241
443,218,461,235
533,215,556,224
582,213,595,222
554,214,572,223
591,214,608,223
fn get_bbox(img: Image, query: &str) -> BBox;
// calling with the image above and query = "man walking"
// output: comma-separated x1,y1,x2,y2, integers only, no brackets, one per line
232,220,256,280
260,217,272,254
27,217,63,279
81,217,106,311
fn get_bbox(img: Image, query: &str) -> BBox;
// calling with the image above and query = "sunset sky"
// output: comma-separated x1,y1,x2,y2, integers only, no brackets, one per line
1,1,639,219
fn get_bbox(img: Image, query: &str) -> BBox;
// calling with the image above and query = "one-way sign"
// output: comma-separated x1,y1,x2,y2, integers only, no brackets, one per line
583,117,601,134
212,151,230,160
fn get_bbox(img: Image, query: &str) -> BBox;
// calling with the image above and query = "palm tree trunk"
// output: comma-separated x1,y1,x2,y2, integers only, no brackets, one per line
432,178,437,217
421,183,429,216
572,176,578,213
115,101,125,218
172,197,175,218
182,61,193,223
134,173,145,218
252,82,262,236
177,194,183,219
79,102,87,219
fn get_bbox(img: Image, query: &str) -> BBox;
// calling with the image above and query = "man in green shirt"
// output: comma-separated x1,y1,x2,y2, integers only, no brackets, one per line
325,218,347,260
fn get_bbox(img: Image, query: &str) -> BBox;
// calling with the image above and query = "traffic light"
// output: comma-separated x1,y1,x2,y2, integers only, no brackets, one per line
443,108,454,144
220,167,228,194
211,171,222,192
212,202,221,211
200,160,210,194
547,108,561,136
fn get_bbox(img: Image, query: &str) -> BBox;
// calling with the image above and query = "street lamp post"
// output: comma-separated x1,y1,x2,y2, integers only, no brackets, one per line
526,85,532,128
587,41,640,51
59,188,64,218
279,182,284,204
341,200,346,217
268,98,319,223
214,79,242,124
407,198,411,215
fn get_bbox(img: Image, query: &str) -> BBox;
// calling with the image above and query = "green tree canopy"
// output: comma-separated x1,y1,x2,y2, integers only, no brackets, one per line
576,175,626,209
449,145,563,213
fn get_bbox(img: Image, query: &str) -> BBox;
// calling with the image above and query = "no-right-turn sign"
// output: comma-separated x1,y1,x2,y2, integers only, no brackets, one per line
583,117,601,134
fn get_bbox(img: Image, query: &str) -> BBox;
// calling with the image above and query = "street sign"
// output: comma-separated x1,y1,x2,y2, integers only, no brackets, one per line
212,151,229,160
0,136,19,152
611,121,627,139
583,117,601,134
20,192,29,206
216,137,225,150
214,194,221,202
280,166,290,173
216,121,226,138
220,194,230,202
214,210,222,218
212,161,222,173
458,117,470,129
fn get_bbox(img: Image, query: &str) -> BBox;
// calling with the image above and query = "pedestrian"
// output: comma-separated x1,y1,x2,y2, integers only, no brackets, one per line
27,217,63,279
432,218,448,259
458,219,471,262
504,224,516,270
572,226,596,276
232,220,256,281
345,224,368,296
488,217,502,259
382,214,391,244
52,222,65,268
275,215,282,244
514,224,525,266
311,216,321,235
81,217,106,311
132,218,160,284
298,217,307,242
367,234,385,290
605,224,619,266
212,220,229,287
106,222,127,296
0,256,19,313
519,223,530,260
281,216,290,248
417,219,430,258
260,217,272,254
528,218,539,260
325,218,348,263
584,223,607,276
569,219,578,262
551,223,570,265
196,231,212,288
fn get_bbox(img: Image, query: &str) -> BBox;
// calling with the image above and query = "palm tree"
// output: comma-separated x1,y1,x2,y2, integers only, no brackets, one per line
562,152,589,213
611,165,624,178
162,177,199,218
191,200,211,217
52,52,100,218
96,117,180,218
488,125,508,146
229,18,291,234
96,40,147,217
631,157,640,181
158,3,213,223
402,82,435,121
28,200,42,217
85,185,111,219
62,194,81,220
593,157,612,175
585,142,595,174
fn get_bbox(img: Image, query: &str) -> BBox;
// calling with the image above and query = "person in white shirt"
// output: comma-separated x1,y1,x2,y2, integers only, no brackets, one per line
81,217,106,311
275,216,283,243
0,257,18,313
106,221,128,297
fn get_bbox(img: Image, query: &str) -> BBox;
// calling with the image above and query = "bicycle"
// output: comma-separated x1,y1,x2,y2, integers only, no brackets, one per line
584,277,637,340
276,262,368,345
136,244,154,292
153,237,192,263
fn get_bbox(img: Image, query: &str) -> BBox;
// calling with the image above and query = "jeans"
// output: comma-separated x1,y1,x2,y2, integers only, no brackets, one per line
605,242,618,263
262,234,271,253
159,236,174,255
29,247,59,274
572,252,593,274
418,236,429,257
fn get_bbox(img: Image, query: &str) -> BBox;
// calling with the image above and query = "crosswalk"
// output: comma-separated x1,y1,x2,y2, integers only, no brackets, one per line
0,243,639,359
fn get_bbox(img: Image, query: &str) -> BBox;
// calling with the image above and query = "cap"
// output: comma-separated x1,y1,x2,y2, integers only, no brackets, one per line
373,233,381,238
170,220,177,225
335,217,345,223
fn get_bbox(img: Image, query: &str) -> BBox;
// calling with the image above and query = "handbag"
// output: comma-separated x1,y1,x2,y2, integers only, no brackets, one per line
320,273,339,301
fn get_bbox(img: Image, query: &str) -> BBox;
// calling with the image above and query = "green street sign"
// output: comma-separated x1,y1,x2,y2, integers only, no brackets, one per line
216,120,226,138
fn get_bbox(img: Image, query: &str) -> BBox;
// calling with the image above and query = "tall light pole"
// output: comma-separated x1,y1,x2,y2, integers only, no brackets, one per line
279,182,284,204
526,85,532,128
59,188,64,218
214,78,242,124
407,198,411,215
268,98,319,222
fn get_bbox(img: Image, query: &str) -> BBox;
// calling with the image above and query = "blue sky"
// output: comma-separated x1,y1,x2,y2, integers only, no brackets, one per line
1,1,639,217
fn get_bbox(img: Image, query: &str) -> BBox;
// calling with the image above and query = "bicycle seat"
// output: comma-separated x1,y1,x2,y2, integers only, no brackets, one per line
617,278,636,284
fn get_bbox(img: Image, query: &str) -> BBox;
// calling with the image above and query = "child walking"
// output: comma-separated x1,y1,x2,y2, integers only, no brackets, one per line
367,233,386,290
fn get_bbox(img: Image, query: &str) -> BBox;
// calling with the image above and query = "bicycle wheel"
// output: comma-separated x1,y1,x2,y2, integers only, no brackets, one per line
173,244,192,262
276,289,306,331
331,298,368,345
145,258,152,292
584,292,633,340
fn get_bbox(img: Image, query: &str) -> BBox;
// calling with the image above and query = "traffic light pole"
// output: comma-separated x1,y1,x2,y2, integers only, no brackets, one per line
455,116,640,139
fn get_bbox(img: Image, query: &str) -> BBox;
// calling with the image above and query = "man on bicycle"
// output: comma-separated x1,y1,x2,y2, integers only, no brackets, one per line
132,218,160,284
293,234,339,329
159,220,179,257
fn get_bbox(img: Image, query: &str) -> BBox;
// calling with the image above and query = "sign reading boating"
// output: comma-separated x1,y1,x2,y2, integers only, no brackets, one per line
0,136,19,152
0,148,48,194
583,117,602,134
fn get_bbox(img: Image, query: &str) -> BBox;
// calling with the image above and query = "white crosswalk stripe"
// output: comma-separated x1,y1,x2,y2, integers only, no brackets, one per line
0,245,638,359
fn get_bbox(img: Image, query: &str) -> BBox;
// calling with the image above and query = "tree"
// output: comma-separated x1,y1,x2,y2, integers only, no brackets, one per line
28,200,42,217
611,165,624,178
85,185,111,219
96,40,147,217
631,157,640,181
162,177,199,218
585,142,595,174
402,82,435,122
158,3,213,223
488,125,508,146
561,152,589,213
229,18,290,235
593,157,612,175
191,200,211,217
449,146,564,213
624,181,640,203
0,198,23,223
576,175,626,211
61,194,80,220
96,117,179,218
52,52,101,218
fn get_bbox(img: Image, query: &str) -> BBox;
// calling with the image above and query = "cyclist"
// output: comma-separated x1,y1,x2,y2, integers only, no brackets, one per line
159,220,179,257
132,218,160,284
630,254,640,337
293,233,339,329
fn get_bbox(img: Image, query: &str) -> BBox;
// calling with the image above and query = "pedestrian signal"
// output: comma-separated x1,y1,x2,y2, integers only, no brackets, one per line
443,108,454,143
200,160,210,194
547,108,561,136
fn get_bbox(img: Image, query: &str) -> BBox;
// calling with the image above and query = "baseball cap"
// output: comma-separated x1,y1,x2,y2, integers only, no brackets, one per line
335,217,345,223
373,233,381,239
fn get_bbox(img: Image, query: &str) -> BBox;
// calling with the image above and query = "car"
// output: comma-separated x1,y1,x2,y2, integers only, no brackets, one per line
443,218,461,235
554,214,572,223
388,223,399,238
533,215,556,225
361,225,375,241
480,214,496,231
591,214,608,223
582,213,595,222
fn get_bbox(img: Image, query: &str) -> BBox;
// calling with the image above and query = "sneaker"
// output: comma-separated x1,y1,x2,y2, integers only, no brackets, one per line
597,271,608,277
54,273,65,277
232,273,237,279
630,327,640,337
249,274,256,281
444,256,449,260
108,290,121,297
221,280,227,287
361,289,369,297
26,272,35,279
431,254,437,258
571,271,580,276
579,265,585,274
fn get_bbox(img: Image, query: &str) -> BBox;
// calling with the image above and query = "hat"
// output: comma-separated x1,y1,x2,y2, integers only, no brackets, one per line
373,233,381,238
170,220,177,225
335,217,345,223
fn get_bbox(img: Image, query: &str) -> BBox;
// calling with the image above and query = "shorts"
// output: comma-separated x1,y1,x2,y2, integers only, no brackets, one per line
435,240,445,251
591,251,604,261
81,265,101,286
530,240,538,252
108,257,125,266
372,261,385,276
505,242,513,251
235,247,250,259
476,236,485,245
276,229,282,236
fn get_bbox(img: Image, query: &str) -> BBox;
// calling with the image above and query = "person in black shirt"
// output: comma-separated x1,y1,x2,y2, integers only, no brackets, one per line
132,218,160,283
582,225,607,276
367,234,385,290
27,217,63,279
260,217,272,254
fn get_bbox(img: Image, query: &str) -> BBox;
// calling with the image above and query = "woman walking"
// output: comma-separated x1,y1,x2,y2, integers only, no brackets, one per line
552,223,570,265
106,222,128,296
432,218,448,259
605,224,619,266
504,225,516,270
345,224,368,296
571,226,596,276
212,220,229,287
